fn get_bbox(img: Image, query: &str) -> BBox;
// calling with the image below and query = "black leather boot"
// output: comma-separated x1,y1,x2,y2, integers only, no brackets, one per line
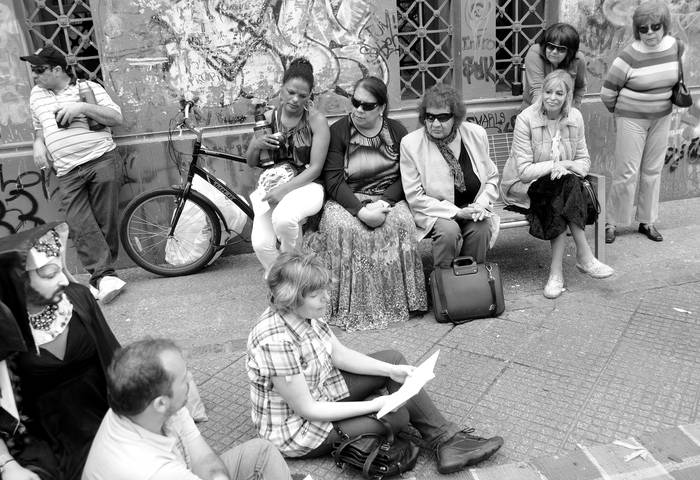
436,429,504,474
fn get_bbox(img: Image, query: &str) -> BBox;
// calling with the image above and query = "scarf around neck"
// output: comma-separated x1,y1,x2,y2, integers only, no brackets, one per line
427,126,465,192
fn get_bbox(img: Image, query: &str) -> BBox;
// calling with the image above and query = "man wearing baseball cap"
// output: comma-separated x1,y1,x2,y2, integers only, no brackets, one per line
20,45,126,304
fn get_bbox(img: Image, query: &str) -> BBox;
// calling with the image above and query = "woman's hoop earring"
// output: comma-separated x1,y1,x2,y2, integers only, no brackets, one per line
304,99,315,111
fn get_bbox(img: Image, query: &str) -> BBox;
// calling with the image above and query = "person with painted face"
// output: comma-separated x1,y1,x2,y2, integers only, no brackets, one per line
304,76,427,331
501,71,614,299
0,222,119,480
521,22,586,111
247,252,503,474
400,84,500,270
246,57,330,277
601,0,681,244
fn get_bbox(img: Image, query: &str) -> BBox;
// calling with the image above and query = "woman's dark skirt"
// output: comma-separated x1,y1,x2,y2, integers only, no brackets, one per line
508,175,595,240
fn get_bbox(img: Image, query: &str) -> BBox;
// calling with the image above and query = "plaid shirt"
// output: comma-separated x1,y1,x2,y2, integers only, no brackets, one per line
247,308,350,457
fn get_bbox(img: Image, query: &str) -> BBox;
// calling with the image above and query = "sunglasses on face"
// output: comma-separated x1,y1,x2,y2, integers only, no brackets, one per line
638,23,663,34
424,112,453,123
545,42,568,55
31,65,51,74
350,97,379,111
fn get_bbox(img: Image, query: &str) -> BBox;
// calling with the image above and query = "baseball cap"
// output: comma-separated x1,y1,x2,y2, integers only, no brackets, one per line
20,45,67,69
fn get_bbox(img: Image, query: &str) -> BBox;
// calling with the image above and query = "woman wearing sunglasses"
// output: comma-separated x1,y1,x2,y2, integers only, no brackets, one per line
601,0,680,244
304,76,427,331
521,23,586,111
400,84,500,271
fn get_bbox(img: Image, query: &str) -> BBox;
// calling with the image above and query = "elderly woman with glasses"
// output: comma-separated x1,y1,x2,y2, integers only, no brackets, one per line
522,22,587,111
601,0,681,244
400,84,500,270
304,76,427,331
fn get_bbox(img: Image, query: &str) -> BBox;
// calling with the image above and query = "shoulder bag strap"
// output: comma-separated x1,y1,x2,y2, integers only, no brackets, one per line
486,264,498,317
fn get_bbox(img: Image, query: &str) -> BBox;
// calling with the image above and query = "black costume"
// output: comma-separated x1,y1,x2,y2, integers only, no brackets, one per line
0,222,119,480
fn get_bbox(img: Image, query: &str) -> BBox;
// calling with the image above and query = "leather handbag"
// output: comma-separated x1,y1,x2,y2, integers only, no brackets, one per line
581,175,600,225
430,256,505,324
672,45,693,108
332,416,419,479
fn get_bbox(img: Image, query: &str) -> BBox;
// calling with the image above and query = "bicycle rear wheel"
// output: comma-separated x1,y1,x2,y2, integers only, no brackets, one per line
120,188,222,276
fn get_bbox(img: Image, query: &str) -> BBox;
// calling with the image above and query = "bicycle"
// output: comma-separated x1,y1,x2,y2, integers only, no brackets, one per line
119,101,255,276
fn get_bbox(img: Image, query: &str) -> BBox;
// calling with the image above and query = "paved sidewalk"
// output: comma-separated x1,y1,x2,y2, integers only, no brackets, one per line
101,197,700,479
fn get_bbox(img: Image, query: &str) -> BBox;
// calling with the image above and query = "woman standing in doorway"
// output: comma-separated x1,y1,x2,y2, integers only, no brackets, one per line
522,22,587,110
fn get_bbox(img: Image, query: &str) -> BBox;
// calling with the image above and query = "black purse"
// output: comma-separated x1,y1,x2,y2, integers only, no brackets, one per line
332,416,420,479
672,44,693,108
581,175,600,225
430,256,505,324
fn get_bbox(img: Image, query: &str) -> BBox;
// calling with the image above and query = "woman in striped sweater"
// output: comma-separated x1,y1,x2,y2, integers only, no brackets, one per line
600,0,680,244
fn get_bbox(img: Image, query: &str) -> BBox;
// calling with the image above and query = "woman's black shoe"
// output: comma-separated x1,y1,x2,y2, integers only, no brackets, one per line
605,224,616,244
638,223,663,242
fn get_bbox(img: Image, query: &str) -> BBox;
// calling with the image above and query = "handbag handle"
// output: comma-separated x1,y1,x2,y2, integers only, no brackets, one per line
677,42,686,84
452,256,478,276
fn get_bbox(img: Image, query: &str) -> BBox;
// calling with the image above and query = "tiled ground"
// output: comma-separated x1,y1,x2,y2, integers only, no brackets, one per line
102,198,700,479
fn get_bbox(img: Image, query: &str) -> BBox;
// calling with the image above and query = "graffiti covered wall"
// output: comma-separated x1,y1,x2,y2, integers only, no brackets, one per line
2,0,700,246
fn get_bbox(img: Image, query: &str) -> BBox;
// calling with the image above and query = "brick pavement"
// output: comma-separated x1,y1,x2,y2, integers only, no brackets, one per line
102,197,700,479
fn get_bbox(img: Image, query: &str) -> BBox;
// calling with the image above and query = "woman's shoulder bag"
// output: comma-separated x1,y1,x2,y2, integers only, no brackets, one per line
672,41,693,108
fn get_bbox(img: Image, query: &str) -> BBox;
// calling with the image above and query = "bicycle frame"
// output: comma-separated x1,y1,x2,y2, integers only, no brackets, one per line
168,110,254,238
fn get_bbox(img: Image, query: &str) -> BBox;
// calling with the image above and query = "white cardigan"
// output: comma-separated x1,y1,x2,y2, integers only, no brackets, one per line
400,121,500,242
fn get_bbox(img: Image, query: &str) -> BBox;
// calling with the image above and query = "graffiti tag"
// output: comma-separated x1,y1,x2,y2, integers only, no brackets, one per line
0,164,49,235
462,56,497,84
466,111,516,134
666,137,700,172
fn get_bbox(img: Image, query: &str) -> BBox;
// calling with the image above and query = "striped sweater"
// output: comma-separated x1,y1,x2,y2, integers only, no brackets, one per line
600,36,680,119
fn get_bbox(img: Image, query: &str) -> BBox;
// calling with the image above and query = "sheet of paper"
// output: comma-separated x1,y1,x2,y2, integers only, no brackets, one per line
249,187,270,215
377,350,439,419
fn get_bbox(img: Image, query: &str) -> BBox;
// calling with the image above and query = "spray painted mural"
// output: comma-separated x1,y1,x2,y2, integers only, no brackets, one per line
96,0,400,131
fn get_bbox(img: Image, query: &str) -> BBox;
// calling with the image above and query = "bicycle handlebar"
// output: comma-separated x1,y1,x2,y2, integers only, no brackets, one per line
179,101,203,141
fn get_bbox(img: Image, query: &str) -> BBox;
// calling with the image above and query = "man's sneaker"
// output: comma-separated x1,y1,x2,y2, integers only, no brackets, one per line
436,428,503,474
97,276,126,304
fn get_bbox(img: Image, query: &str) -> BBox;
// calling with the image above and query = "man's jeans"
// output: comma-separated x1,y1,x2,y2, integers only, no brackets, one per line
56,149,121,286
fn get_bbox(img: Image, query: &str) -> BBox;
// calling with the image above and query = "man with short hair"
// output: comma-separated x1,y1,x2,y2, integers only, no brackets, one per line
82,338,293,480
20,45,125,303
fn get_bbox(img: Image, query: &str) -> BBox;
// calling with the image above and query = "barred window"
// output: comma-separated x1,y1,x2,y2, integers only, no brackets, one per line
23,0,102,82
397,0,550,100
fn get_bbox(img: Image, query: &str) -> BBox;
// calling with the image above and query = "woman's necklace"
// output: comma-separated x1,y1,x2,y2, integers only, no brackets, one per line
353,117,383,138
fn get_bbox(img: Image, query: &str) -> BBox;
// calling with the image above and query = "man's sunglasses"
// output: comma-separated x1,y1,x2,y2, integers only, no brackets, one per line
31,65,51,74
638,23,662,34
424,112,453,123
545,42,568,55
350,97,379,111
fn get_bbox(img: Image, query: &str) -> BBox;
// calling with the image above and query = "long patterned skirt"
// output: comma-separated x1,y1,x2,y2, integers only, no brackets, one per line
303,200,427,331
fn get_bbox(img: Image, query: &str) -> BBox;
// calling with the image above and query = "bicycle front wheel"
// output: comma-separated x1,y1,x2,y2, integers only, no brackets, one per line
120,188,222,276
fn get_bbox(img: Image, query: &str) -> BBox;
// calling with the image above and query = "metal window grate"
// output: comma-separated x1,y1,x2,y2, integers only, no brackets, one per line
397,0,453,100
23,0,102,82
495,0,546,91
397,0,547,99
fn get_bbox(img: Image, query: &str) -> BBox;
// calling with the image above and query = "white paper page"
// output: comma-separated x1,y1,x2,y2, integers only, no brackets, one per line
377,350,439,419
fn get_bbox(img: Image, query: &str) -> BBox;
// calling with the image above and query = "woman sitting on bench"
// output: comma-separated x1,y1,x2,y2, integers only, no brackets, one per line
500,70,614,299
400,84,500,269
304,76,426,331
